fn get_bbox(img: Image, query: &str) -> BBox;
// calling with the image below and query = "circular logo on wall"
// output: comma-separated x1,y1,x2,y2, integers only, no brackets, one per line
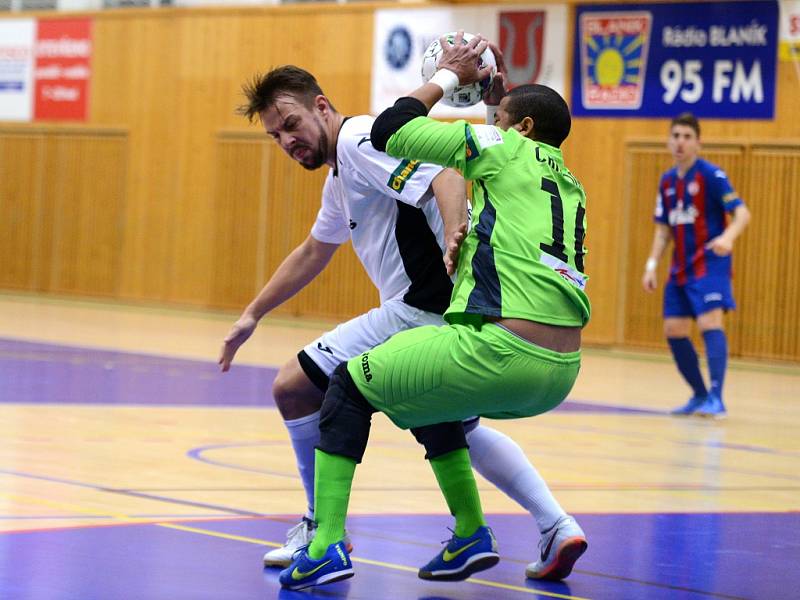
687,181,700,196
385,26,412,70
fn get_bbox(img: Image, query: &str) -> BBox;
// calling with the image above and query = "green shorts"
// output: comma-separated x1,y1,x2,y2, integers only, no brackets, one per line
346,321,581,430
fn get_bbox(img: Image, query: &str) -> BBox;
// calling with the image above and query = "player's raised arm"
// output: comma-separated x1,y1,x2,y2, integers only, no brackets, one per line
371,31,492,152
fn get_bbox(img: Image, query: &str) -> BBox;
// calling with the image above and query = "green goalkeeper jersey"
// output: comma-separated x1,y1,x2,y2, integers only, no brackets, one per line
386,117,590,327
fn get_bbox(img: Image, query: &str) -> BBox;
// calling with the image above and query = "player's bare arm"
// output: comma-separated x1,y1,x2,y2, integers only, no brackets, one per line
430,168,468,276
706,204,751,257
642,223,672,292
219,235,340,371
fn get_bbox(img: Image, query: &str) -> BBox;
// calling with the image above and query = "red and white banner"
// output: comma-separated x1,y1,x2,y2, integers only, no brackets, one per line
0,17,91,122
34,18,92,121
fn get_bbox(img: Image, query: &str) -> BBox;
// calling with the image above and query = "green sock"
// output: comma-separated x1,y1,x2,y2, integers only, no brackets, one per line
308,449,357,560
429,448,486,538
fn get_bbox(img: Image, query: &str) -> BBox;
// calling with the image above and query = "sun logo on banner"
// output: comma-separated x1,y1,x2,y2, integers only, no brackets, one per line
579,11,652,110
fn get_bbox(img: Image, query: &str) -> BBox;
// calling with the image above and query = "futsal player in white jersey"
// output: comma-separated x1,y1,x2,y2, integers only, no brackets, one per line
218,65,587,580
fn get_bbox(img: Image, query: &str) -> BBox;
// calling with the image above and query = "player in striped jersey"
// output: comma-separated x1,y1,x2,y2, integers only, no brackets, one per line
642,113,750,418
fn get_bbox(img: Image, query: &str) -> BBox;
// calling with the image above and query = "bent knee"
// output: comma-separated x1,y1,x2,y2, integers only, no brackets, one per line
272,363,323,419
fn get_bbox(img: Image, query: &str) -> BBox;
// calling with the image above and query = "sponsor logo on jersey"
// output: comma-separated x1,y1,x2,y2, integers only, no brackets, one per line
387,159,421,192
499,11,546,87
579,11,652,110
540,252,586,290
349,219,357,230
668,202,698,226
361,353,373,382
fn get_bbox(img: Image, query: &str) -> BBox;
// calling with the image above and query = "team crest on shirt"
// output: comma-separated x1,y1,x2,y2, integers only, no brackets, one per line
687,181,700,196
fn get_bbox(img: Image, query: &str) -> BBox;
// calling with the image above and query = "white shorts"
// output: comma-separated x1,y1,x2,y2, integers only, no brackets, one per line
299,299,445,388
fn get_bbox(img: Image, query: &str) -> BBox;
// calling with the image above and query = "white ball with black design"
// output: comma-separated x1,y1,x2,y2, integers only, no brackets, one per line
421,32,497,108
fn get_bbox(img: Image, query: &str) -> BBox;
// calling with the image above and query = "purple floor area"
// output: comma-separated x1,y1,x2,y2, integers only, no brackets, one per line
1,513,799,600
0,338,661,414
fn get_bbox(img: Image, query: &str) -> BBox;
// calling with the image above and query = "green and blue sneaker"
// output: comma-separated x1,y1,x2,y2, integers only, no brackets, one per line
278,540,353,590
418,525,499,581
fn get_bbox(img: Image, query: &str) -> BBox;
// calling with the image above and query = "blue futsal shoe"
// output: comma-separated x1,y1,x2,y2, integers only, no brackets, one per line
694,394,727,419
671,394,707,416
278,540,353,590
418,525,499,581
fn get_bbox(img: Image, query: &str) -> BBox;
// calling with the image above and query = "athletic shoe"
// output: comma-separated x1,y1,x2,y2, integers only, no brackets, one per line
418,525,499,581
525,515,588,581
694,394,727,419
670,395,707,416
264,517,353,568
278,540,353,590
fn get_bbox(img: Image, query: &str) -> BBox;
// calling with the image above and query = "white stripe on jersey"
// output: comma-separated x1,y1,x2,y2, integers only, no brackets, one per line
310,115,451,307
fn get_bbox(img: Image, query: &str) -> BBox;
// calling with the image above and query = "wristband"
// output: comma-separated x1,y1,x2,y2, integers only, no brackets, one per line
428,69,460,97
485,105,498,125
645,258,657,272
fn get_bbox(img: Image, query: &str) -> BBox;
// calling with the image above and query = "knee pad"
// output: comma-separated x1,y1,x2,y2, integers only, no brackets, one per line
318,362,376,463
410,421,468,460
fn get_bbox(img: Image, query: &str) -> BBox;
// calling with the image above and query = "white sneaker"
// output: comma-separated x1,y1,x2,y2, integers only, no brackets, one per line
263,517,353,568
525,515,587,581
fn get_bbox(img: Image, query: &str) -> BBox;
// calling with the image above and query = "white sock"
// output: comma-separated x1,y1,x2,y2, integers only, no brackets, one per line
284,410,320,521
467,424,565,533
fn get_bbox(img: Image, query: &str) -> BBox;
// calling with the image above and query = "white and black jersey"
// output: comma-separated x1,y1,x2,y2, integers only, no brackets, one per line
311,115,453,314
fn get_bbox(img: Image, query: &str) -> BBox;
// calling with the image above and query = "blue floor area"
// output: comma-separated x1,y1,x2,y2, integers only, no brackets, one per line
0,338,661,414
2,513,799,599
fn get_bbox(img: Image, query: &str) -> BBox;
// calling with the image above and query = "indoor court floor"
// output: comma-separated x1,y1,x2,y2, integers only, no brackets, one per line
1,293,798,600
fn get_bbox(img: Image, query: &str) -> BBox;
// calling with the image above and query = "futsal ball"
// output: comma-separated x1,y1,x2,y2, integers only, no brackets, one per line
421,32,497,108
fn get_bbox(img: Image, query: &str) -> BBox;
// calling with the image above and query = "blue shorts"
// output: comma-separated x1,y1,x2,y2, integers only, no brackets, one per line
663,277,736,318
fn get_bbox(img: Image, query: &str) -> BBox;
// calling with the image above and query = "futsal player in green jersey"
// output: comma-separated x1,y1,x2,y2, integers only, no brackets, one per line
280,33,590,590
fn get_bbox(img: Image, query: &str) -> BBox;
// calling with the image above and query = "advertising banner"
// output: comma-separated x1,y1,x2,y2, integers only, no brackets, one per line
372,5,567,119
34,18,92,121
779,0,800,61
0,19,36,122
572,1,778,119
0,18,91,122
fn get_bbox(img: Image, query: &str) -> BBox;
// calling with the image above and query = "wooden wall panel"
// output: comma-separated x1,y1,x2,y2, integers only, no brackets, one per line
211,135,268,309
40,133,128,296
0,127,127,297
734,147,800,361
0,133,43,290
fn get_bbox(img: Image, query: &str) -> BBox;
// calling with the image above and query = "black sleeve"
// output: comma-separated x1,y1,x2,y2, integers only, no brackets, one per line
370,97,429,152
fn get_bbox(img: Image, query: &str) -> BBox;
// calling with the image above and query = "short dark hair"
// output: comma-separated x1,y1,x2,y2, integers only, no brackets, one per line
237,65,334,123
506,84,571,147
670,112,700,138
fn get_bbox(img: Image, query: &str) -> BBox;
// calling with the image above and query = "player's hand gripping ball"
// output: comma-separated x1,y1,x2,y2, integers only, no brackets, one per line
421,32,497,108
